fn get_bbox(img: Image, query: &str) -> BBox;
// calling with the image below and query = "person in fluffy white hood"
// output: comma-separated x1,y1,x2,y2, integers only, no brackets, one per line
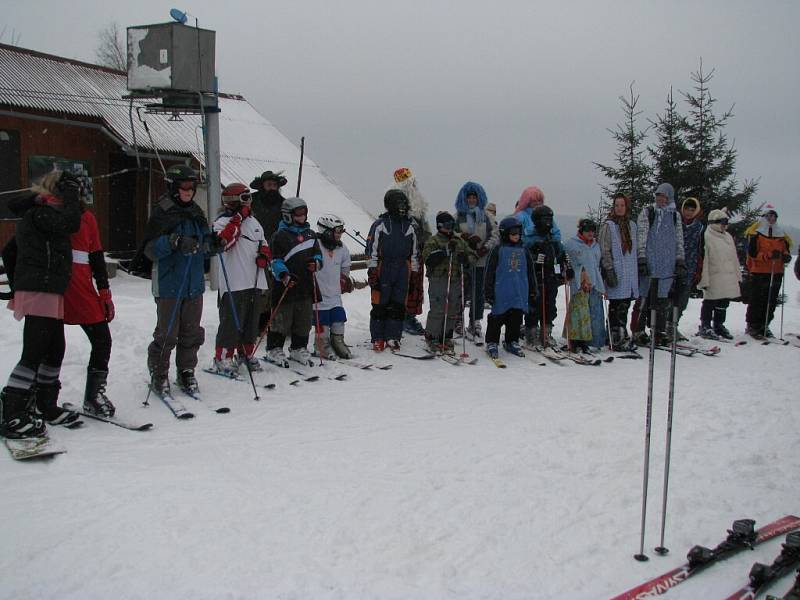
696,209,741,340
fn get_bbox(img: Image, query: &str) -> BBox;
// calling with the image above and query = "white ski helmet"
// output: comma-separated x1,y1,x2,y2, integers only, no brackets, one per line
316,213,345,234
281,197,308,224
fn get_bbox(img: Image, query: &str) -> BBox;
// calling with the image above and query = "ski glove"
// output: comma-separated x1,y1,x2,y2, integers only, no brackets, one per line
367,267,380,289
604,267,618,288
536,253,546,265
340,274,354,294
98,288,115,322
674,262,687,281
179,236,200,255
565,267,575,281
255,244,272,269
461,233,481,249
280,273,297,288
783,253,792,264
447,238,459,251
240,205,251,219
638,259,649,277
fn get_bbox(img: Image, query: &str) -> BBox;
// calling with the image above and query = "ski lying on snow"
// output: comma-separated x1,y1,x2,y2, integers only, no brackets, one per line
175,385,230,414
725,532,800,600
389,349,436,360
4,435,66,460
610,515,800,600
655,345,697,357
62,402,153,431
145,382,194,419
203,367,277,390
765,568,800,600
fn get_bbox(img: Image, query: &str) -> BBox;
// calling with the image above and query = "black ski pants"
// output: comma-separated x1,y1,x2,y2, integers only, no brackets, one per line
485,309,523,345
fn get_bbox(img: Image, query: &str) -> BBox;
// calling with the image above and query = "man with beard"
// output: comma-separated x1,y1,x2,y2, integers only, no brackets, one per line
392,167,431,336
249,170,288,241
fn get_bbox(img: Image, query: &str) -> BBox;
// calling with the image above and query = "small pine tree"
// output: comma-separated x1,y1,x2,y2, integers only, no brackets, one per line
680,59,758,222
648,88,691,197
594,83,654,218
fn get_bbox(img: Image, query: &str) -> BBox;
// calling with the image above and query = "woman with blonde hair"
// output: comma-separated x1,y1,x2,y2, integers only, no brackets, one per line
0,170,82,439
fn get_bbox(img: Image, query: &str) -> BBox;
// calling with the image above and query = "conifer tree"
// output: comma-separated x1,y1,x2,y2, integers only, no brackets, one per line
648,88,691,196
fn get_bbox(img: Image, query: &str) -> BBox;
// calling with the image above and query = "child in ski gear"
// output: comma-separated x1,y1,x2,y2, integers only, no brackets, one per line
422,211,477,353
483,216,537,359
249,170,288,332
212,183,270,376
313,214,354,360
264,197,323,366
143,165,221,395
365,189,419,351
392,168,430,337
599,193,639,349
564,219,607,351
455,181,498,338
1,170,81,438
743,206,792,338
696,209,741,340
634,183,686,346
671,197,704,340
524,204,572,347
64,198,116,417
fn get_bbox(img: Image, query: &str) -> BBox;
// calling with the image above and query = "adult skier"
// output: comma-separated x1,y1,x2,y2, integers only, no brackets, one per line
671,197,704,340
365,189,419,351
696,209,741,339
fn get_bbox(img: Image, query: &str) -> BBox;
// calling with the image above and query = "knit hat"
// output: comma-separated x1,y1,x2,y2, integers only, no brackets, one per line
393,167,413,183
436,211,456,231
516,186,545,211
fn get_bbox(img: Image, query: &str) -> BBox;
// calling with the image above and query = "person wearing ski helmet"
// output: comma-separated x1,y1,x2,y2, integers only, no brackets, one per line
422,211,477,354
264,197,323,367
696,209,741,340
142,164,222,396
599,192,639,349
634,182,685,346
454,181,499,339
743,205,792,338
0,170,82,439
312,214,354,360
563,218,606,352
211,183,270,377
525,204,572,347
392,168,431,337
483,216,538,360
365,189,419,352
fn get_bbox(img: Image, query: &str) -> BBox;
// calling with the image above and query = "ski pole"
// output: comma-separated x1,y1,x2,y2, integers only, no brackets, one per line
460,262,468,359
218,252,260,401
655,298,680,555
471,264,478,338
540,259,547,347
344,230,367,249
604,295,614,352
351,230,370,246
563,276,571,352
441,251,455,353
779,263,786,340
635,278,660,562
144,254,192,406
252,280,292,358
763,258,776,337
295,136,305,197
311,270,324,366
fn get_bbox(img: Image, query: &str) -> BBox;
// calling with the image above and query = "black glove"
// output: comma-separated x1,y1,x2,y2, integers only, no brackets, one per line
783,254,792,264
447,238,458,251
178,236,199,255
771,249,782,259
367,267,379,289
638,259,649,277
675,262,687,281
56,170,80,201
604,267,618,288
206,233,225,255
565,267,575,281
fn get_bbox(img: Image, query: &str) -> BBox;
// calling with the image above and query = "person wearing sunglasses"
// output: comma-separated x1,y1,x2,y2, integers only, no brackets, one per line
696,209,741,340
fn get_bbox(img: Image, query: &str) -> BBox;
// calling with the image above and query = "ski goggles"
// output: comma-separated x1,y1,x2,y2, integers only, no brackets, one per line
224,191,252,203
709,218,729,225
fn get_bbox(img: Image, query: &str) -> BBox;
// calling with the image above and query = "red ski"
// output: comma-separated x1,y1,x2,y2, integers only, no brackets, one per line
611,515,800,600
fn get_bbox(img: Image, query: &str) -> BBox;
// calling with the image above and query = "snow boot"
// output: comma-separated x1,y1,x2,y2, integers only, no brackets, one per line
82,369,115,417
403,315,425,336
264,347,290,367
35,382,80,426
331,333,353,359
503,340,525,357
0,386,46,439
177,369,199,394
315,326,337,360
486,343,499,359
289,347,314,366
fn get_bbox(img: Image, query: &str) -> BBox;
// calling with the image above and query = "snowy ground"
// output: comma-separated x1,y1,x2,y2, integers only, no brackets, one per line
1,264,799,600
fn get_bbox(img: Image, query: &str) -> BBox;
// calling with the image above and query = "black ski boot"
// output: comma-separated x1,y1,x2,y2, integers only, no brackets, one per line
177,369,199,394
83,369,115,417
403,315,425,336
35,382,80,426
0,386,46,439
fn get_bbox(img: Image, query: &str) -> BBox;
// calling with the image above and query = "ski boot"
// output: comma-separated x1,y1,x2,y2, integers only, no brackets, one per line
372,339,386,353
83,369,115,417
503,340,525,357
35,382,80,426
0,386,46,439
466,321,482,339
150,370,170,395
714,324,733,340
386,339,401,351
632,330,650,346
213,357,240,377
441,338,456,355
331,333,353,359
543,324,557,348
177,369,199,394
289,347,314,367
524,326,539,346
486,342,499,359
237,354,263,372
403,315,425,336
265,347,290,367
697,323,719,340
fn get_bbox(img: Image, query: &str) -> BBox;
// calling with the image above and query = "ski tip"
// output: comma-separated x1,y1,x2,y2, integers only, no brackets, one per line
264,384,277,390
177,412,195,420
215,407,231,414
633,553,650,562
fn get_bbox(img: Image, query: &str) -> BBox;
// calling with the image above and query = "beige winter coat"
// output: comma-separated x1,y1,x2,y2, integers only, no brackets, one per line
698,224,742,300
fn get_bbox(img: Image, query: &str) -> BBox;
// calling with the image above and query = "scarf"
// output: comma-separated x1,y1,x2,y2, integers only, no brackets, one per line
607,209,633,254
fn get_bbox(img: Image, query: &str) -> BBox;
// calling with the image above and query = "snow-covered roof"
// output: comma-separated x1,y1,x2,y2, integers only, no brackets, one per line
0,43,375,251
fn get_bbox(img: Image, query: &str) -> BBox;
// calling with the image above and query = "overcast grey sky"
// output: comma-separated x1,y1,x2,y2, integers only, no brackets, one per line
5,0,800,226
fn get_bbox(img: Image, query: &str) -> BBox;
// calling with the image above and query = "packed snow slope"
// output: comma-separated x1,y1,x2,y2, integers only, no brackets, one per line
1,264,799,600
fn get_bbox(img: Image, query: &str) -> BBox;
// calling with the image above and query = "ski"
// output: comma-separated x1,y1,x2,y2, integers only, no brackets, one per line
490,356,507,368
145,382,194,419
175,385,230,414
202,367,243,382
4,435,66,460
766,569,800,600
390,349,436,360
677,342,721,356
656,345,697,357
611,515,800,600
523,344,569,363
62,403,153,431
290,369,320,382
336,358,393,370
725,532,800,600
